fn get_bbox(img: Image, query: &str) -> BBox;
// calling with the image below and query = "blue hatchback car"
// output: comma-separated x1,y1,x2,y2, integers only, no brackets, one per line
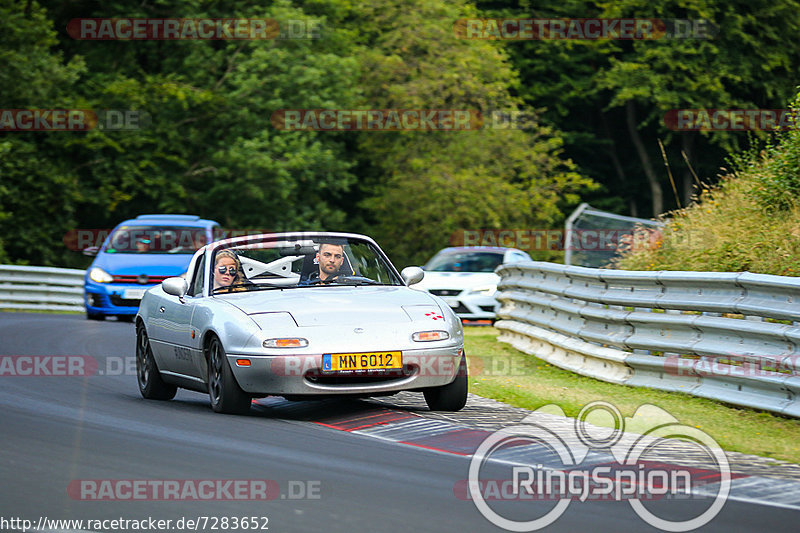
83,214,222,321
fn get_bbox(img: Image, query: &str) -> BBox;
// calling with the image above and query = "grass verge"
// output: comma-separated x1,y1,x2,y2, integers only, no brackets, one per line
464,326,800,464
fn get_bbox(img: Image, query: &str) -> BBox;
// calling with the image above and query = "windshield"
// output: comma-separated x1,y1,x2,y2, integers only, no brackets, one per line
208,234,402,294
425,250,504,272
104,225,208,254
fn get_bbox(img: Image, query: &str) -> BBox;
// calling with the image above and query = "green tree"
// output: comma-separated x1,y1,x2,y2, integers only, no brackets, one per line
317,0,595,264
480,0,800,217
0,0,85,264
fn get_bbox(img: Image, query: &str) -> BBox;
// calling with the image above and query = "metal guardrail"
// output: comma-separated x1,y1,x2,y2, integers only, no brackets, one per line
495,262,800,417
0,265,85,312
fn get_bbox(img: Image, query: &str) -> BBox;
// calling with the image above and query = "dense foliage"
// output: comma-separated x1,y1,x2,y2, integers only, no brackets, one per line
617,92,800,275
2,0,800,269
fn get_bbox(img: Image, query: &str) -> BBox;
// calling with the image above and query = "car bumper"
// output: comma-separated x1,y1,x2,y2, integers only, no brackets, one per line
84,280,156,316
227,345,464,396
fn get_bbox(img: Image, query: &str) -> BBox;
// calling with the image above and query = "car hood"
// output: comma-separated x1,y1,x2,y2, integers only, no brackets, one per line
219,285,444,327
413,271,500,291
90,252,194,276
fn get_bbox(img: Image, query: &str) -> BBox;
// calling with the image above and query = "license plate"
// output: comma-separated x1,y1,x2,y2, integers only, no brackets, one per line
123,289,146,300
323,351,402,372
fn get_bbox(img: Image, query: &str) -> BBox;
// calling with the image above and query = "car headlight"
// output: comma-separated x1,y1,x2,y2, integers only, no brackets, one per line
263,338,309,348
412,330,450,342
88,267,113,283
468,284,496,296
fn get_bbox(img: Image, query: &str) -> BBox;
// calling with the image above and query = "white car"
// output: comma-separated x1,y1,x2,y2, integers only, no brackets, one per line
135,232,467,414
412,246,531,321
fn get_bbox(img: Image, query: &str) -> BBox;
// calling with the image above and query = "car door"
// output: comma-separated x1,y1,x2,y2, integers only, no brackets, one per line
149,255,204,379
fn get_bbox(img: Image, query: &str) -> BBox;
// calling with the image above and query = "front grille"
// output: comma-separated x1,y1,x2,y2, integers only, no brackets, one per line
109,295,142,307
451,303,470,314
305,368,412,386
430,289,461,297
306,374,406,386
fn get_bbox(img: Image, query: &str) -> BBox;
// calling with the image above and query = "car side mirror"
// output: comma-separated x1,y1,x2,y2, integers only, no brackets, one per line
401,266,424,285
82,246,99,257
162,277,188,298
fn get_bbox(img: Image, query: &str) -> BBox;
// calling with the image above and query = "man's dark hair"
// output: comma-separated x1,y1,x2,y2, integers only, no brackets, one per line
317,237,347,248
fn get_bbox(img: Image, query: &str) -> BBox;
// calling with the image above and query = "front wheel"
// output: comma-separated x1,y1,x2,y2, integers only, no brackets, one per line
207,336,251,415
136,324,177,400
424,354,468,411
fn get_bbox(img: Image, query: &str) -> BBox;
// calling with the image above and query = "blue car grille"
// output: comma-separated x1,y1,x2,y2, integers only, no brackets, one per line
109,295,142,307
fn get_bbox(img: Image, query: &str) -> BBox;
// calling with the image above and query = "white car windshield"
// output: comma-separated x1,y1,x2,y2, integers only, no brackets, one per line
425,251,504,273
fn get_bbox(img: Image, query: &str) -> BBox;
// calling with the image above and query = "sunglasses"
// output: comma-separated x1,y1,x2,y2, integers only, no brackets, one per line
217,266,237,275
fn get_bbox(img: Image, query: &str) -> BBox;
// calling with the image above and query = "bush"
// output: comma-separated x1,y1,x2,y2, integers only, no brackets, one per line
751,96,800,212
616,151,800,276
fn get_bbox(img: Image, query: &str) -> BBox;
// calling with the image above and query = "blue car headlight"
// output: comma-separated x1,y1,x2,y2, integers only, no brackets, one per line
88,267,113,283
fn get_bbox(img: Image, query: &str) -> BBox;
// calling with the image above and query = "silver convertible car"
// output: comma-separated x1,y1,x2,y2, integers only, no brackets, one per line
135,232,467,414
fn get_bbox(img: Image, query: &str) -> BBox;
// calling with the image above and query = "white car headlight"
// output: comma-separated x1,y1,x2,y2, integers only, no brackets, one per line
88,267,113,283
468,284,496,296
412,330,450,342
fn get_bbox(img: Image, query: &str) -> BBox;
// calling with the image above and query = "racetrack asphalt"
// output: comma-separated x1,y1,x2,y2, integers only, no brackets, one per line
0,312,798,532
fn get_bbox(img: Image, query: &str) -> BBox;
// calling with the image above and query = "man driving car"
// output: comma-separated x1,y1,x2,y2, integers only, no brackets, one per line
308,242,345,283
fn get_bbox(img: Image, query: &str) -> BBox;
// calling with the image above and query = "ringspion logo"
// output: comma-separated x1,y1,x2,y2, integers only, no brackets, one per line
467,402,730,531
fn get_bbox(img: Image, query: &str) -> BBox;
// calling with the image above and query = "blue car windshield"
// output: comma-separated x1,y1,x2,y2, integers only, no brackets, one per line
104,226,207,254
426,251,504,272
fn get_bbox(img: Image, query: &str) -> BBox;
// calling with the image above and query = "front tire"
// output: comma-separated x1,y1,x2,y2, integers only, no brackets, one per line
424,354,468,411
136,323,177,400
207,336,251,415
